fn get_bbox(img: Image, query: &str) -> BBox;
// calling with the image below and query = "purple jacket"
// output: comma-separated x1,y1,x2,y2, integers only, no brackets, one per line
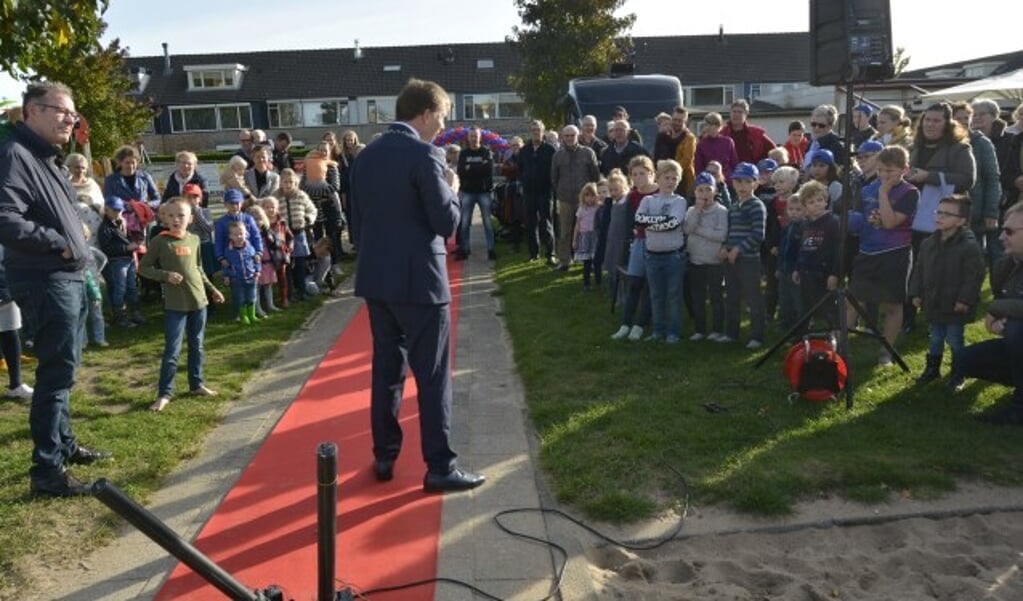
695,135,739,182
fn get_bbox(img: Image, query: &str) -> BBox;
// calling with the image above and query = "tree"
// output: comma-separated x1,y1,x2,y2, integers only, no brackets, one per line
29,30,154,159
893,46,910,78
0,1,108,74
507,0,635,127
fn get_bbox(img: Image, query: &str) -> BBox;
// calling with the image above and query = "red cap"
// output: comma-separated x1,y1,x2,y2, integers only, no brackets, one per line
182,183,203,197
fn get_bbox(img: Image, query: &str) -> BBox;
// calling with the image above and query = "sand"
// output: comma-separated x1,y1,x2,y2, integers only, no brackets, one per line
584,484,1023,600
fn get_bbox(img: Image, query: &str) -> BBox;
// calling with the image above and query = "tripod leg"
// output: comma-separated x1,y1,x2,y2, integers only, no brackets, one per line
845,292,910,372
753,288,833,369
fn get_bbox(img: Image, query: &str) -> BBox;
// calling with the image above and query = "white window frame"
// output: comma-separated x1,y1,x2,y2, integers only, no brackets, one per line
169,103,252,133
463,92,527,120
684,85,735,108
184,64,246,91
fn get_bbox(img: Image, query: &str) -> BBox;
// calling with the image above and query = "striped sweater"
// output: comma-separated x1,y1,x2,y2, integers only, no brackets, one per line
724,196,766,258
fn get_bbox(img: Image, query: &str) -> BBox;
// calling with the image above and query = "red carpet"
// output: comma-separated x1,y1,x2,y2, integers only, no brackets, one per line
155,259,463,600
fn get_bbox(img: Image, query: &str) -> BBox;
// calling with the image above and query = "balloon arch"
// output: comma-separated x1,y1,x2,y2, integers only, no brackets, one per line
433,127,511,157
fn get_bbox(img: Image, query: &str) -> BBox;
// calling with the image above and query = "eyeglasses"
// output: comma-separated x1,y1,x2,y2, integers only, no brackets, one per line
810,122,828,129
934,210,961,218
34,102,79,123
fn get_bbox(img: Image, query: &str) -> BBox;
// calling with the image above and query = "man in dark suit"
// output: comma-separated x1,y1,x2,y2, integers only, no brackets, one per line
349,78,485,493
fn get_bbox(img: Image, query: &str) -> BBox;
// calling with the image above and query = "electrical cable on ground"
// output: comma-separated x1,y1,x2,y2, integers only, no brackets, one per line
355,455,691,600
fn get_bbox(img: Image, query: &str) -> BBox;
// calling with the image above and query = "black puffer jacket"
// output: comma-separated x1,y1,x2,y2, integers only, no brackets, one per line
908,228,985,324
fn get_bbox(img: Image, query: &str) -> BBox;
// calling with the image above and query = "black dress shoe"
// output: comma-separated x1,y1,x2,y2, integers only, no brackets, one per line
423,468,485,493
374,460,394,482
30,471,92,497
67,446,113,466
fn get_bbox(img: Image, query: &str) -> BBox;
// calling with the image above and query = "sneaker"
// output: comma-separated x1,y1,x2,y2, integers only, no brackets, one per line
546,255,558,267
689,333,705,342
92,340,110,348
644,333,663,342
878,350,893,367
190,385,218,397
707,332,725,342
149,396,171,412
745,339,764,350
715,335,735,343
5,383,33,399
666,335,680,344
627,325,644,341
610,325,631,340
947,374,966,393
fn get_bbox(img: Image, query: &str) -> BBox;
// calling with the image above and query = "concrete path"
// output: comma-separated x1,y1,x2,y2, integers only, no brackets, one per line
27,215,596,601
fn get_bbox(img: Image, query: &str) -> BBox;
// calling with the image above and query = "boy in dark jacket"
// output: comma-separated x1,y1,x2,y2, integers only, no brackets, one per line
908,194,985,387
793,180,840,335
97,196,145,327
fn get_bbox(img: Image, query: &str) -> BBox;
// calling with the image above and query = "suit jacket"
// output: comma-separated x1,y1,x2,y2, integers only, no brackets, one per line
243,168,280,199
350,123,459,305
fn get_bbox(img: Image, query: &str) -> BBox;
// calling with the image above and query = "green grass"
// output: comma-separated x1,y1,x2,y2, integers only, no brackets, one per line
495,244,1023,522
0,286,326,596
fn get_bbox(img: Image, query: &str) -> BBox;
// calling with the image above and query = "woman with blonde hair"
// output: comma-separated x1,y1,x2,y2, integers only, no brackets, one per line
219,155,255,204
66,153,103,211
872,105,914,149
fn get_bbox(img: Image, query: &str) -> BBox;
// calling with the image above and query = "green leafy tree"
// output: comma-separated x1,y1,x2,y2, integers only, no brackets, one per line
507,0,635,127
0,1,108,74
30,30,154,159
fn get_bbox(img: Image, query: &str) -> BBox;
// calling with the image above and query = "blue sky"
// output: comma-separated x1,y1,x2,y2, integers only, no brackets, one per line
2,0,1020,101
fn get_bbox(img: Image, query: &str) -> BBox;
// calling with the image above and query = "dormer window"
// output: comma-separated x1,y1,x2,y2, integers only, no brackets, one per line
477,59,494,69
383,65,401,72
185,64,246,90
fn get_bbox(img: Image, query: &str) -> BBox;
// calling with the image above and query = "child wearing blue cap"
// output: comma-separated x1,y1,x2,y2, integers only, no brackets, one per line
720,162,767,349
214,188,264,319
97,196,145,328
684,172,728,341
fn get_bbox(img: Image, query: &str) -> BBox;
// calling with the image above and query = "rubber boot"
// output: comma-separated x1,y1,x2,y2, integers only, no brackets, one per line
916,354,941,384
245,303,260,324
239,304,252,325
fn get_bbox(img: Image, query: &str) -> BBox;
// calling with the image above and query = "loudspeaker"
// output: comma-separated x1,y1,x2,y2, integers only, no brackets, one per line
809,0,894,86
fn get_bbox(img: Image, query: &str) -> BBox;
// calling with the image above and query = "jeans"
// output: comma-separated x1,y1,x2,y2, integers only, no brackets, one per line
87,299,107,344
10,278,86,480
229,278,257,316
646,250,685,338
556,200,577,265
777,272,804,331
689,263,724,335
104,256,138,310
459,191,495,253
724,255,766,341
928,322,965,357
523,191,554,259
953,318,1023,404
158,308,208,397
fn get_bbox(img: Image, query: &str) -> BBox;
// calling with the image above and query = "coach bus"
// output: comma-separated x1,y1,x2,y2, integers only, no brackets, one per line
563,74,683,151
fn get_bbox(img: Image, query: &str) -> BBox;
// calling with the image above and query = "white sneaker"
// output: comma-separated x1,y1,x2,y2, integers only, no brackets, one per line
707,332,724,342
627,325,644,341
689,333,705,342
5,383,33,399
149,396,171,412
878,350,893,367
746,339,764,350
610,325,630,340
715,335,735,343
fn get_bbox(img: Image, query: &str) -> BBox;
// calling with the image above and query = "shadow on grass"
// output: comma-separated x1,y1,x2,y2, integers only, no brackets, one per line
495,245,1023,521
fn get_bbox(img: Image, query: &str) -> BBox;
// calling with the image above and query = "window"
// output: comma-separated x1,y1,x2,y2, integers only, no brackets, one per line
185,64,245,90
169,104,252,132
268,101,303,128
748,84,762,100
463,93,528,120
476,59,494,69
363,97,396,124
383,65,401,72
302,100,350,126
684,86,734,107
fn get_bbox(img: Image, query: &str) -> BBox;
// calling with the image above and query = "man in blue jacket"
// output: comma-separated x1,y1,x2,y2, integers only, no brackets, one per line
0,81,111,497
350,78,484,493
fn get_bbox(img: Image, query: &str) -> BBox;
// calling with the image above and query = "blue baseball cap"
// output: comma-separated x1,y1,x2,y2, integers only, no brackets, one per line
105,196,125,211
731,162,759,181
694,172,717,189
854,104,874,116
856,140,884,155
757,158,778,174
223,189,244,204
810,149,835,166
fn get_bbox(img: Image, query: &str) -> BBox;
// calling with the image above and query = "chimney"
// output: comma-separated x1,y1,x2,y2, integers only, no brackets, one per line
353,39,363,62
162,42,171,75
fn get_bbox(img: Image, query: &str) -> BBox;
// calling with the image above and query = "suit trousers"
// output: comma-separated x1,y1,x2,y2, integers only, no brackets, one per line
366,299,457,475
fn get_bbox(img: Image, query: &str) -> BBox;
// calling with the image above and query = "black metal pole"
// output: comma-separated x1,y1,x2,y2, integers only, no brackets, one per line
838,79,856,409
317,442,338,601
91,479,259,601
